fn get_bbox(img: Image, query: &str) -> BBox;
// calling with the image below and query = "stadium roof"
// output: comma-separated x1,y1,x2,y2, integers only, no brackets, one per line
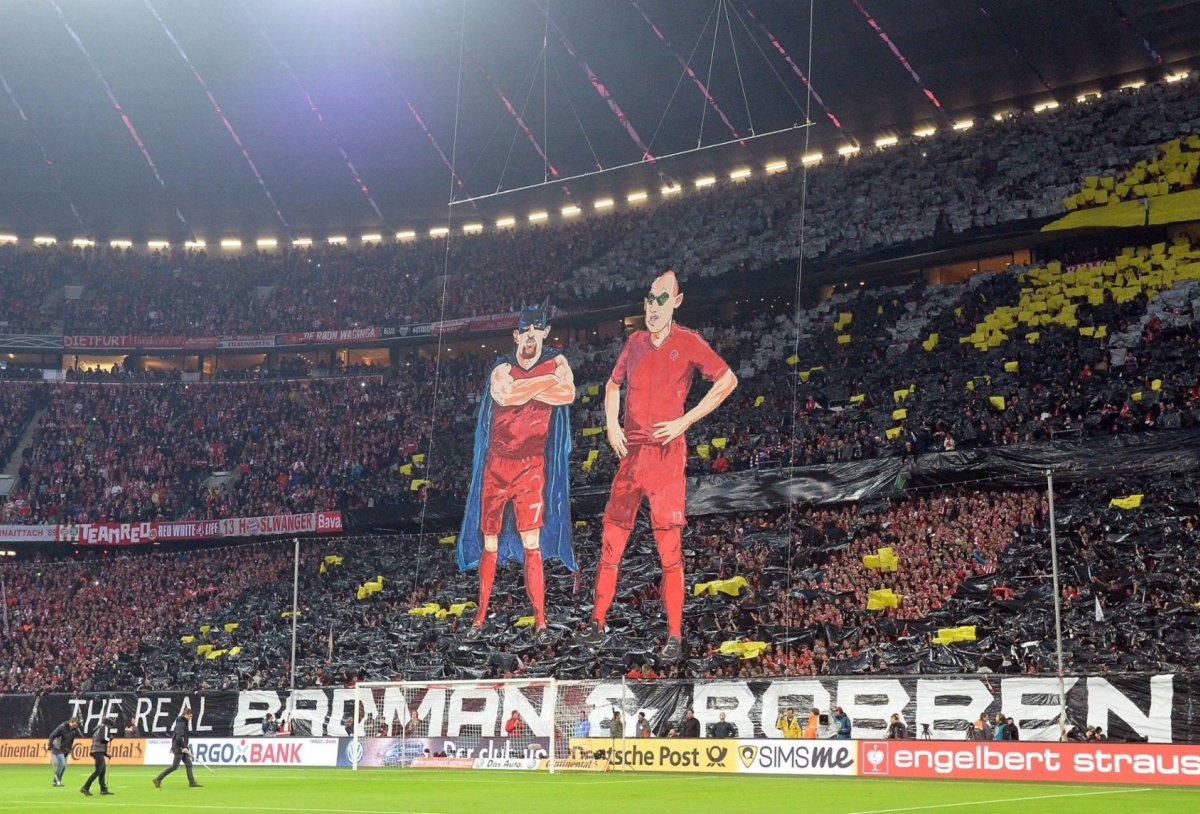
1,0,1199,241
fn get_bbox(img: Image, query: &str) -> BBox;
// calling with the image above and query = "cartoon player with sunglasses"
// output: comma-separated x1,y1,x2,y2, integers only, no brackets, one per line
459,298,577,645
575,270,737,661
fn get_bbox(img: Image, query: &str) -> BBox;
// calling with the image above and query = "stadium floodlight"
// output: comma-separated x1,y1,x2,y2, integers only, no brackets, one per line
109,239,132,249
626,190,648,202
992,111,1009,121
913,126,936,138
462,223,484,234
147,240,170,249
1075,91,1101,103
800,154,821,166
1166,71,1189,83
1121,79,1145,90
837,144,860,156
729,167,752,181
0,234,17,244
528,211,548,222
396,230,417,240
1033,101,1059,113
874,136,898,149
220,238,242,250
257,238,278,249
360,234,381,243
765,160,789,173
33,235,56,245
292,237,313,246
952,119,974,131
429,226,450,237
594,198,614,209
561,205,581,217
327,235,348,244
71,238,94,247
694,176,716,188
184,240,206,250
495,216,516,228
660,184,681,195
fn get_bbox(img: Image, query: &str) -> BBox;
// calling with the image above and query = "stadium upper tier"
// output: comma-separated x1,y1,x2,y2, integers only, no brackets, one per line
2,238,1198,526
1,75,1199,338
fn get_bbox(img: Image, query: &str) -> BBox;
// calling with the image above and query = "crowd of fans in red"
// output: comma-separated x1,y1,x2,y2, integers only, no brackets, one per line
2,76,1199,693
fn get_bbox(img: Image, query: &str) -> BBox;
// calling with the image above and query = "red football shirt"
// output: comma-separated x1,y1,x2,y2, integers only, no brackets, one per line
490,355,556,458
610,324,729,445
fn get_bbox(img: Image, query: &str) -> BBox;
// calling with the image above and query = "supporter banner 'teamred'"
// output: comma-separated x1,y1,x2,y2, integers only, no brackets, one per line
858,740,1200,786
70,511,342,545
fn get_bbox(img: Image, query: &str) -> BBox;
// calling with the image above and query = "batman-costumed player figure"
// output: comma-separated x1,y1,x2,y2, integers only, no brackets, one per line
458,299,576,645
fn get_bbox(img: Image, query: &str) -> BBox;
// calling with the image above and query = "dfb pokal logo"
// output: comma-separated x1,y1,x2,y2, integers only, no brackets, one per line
864,743,889,775
705,745,728,767
738,745,757,769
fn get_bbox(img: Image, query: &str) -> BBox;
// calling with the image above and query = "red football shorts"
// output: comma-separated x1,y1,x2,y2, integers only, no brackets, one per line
603,441,687,530
480,454,547,535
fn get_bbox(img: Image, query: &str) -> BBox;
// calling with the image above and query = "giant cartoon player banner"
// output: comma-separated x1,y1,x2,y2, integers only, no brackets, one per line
575,271,738,662
458,299,576,645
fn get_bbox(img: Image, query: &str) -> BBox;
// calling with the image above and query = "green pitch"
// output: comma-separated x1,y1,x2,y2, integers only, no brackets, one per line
2,766,1198,813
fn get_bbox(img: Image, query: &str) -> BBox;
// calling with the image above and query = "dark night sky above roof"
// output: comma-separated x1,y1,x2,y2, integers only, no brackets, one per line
1,0,1199,241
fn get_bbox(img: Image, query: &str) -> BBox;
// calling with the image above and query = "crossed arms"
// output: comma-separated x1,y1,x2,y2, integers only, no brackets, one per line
490,355,576,407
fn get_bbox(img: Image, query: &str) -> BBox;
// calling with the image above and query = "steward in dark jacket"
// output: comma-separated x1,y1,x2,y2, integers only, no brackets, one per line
153,709,201,788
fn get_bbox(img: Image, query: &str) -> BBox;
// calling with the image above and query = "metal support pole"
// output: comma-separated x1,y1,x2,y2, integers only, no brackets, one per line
1046,470,1068,737
290,537,300,690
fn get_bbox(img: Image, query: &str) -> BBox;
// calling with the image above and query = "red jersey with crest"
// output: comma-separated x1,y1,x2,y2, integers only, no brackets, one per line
490,355,556,458
610,325,729,445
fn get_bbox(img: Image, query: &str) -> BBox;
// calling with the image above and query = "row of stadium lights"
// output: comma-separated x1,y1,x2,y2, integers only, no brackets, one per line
0,71,1187,251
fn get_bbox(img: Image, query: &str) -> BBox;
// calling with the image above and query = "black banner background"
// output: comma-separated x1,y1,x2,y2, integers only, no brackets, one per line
5,674,1196,743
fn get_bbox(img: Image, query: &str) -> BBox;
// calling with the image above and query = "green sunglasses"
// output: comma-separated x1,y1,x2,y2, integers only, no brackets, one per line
645,291,672,307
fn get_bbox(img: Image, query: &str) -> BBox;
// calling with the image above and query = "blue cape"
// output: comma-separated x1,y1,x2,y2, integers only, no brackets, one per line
457,348,575,572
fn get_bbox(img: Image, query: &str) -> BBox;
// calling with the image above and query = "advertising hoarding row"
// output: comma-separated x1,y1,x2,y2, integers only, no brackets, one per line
3,735,1200,785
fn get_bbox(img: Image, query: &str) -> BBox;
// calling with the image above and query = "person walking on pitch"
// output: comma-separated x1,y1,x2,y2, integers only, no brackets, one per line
80,715,117,797
47,716,82,787
153,708,202,788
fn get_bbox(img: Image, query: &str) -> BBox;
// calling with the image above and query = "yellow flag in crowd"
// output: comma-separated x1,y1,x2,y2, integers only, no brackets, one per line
719,641,769,659
932,625,977,645
866,589,902,610
1109,494,1144,510
693,576,749,597
862,547,899,572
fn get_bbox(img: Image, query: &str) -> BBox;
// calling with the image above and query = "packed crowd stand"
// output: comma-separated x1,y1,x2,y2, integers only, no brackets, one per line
2,76,1200,694
2,242,1199,526
5,473,1195,694
0,75,1198,337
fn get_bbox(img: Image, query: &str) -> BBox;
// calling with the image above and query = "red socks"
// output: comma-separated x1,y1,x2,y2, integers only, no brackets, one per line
524,548,546,627
654,527,684,638
473,549,497,627
592,523,631,626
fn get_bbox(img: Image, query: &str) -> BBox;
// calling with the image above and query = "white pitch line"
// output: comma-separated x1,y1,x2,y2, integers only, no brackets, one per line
845,786,1154,814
